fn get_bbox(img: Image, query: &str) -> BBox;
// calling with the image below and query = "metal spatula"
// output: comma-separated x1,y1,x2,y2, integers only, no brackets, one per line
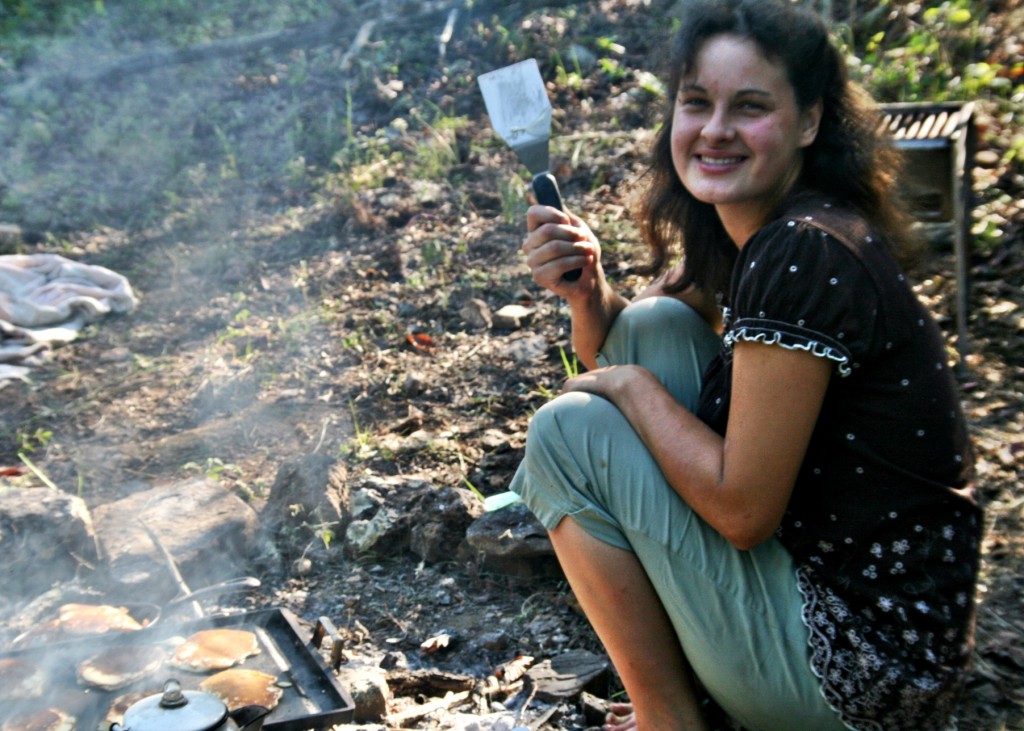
478,58,581,280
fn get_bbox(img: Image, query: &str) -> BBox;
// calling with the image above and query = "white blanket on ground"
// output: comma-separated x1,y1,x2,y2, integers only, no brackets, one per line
0,254,138,387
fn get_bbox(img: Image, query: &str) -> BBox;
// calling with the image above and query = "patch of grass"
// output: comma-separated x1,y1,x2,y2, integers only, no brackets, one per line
341,398,378,461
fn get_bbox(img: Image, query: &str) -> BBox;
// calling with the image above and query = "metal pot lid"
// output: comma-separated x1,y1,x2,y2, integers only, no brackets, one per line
122,679,229,731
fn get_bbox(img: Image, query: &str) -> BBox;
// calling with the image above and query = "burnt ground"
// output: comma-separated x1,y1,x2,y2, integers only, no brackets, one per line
1,0,1023,728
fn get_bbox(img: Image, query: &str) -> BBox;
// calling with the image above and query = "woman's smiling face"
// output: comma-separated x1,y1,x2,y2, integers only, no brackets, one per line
670,34,821,243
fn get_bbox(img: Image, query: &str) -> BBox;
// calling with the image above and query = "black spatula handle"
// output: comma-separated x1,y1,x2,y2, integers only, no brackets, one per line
532,172,581,282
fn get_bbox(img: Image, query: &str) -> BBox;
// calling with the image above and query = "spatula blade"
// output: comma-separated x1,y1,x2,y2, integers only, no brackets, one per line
477,58,552,174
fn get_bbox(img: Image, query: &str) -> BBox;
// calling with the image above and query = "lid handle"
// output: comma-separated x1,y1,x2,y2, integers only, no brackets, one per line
159,679,189,709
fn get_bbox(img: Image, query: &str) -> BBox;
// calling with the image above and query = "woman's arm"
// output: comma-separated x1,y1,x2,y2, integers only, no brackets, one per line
564,340,831,549
523,204,629,370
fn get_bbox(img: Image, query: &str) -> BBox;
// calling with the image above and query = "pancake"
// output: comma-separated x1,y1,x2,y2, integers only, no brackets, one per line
0,708,76,731
198,668,283,711
58,604,144,635
99,689,160,730
76,645,166,691
0,658,46,701
8,619,63,650
170,629,260,672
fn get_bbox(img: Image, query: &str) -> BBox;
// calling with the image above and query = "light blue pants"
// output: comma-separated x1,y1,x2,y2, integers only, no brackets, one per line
510,297,847,731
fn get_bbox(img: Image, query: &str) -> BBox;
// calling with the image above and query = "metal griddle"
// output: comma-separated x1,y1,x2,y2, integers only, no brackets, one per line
0,608,354,730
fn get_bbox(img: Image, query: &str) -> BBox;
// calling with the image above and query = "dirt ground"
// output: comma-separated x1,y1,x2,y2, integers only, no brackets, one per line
1,0,1023,728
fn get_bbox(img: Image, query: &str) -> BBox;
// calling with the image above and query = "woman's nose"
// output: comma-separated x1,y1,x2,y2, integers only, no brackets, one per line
702,108,735,143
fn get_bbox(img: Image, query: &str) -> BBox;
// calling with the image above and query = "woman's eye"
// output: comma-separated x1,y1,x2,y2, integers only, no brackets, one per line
738,101,768,113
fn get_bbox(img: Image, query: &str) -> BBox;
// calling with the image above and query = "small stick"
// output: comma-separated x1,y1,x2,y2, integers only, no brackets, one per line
340,20,377,73
438,7,458,60
386,690,471,726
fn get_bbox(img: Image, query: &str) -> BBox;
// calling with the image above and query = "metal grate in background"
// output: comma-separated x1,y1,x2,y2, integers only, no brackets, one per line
878,101,977,366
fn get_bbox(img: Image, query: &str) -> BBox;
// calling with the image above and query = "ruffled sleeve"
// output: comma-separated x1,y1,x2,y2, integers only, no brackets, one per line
725,215,880,377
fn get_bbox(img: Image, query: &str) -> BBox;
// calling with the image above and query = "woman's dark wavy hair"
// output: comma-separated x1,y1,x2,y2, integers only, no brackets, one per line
635,0,909,297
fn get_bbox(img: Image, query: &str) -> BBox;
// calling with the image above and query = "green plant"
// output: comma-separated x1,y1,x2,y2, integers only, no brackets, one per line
406,106,465,181
16,453,59,490
461,476,486,502
552,50,585,90
16,427,53,455
341,329,366,355
559,346,580,379
341,399,377,460
533,382,559,401
850,1,1010,104
213,125,239,180
182,457,242,482
318,525,335,550
420,238,449,270
598,58,627,83
297,511,338,552
500,175,529,225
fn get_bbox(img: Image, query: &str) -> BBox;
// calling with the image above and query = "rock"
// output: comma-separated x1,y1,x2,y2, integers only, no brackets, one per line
91,476,259,599
342,477,483,563
460,298,493,330
492,304,536,330
410,486,484,563
412,179,446,206
98,346,132,363
566,44,598,73
975,149,1001,168
0,487,100,605
260,454,348,561
462,503,560,577
346,496,399,555
478,429,511,452
402,373,428,397
475,630,511,653
336,662,393,722
526,650,610,703
506,334,548,363
189,371,260,421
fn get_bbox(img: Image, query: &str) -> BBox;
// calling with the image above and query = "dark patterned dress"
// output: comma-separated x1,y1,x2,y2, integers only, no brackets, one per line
696,192,983,731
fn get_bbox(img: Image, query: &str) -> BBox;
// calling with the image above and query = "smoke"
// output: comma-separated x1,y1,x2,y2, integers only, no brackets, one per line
0,1,479,625
0,3,370,616
0,3,360,233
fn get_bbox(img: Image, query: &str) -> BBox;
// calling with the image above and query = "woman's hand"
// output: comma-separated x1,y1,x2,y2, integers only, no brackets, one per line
524,203,629,371
562,364,653,404
523,204,599,297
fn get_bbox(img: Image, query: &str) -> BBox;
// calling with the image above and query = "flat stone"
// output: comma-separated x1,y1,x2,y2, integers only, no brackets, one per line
526,650,610,703
462,503,560,578
464,503,553,560
91,476,259,599
0,487,100,606
493,304,536,330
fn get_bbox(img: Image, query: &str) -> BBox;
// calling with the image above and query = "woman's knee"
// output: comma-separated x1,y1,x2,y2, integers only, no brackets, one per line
525,391,614,448
601,298,718,366
614,296,709,341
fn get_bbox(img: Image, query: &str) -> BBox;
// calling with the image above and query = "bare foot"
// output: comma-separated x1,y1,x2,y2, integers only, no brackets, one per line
605,702,638,730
